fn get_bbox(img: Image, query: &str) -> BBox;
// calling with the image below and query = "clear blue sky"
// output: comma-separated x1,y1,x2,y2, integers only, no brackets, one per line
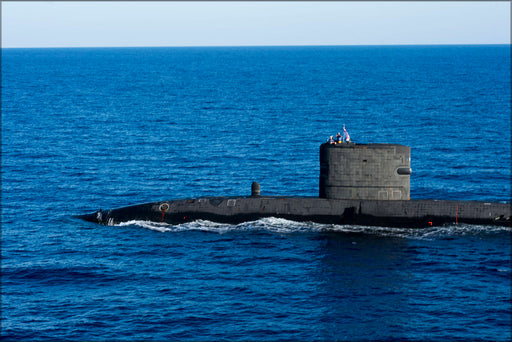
1,1,510,48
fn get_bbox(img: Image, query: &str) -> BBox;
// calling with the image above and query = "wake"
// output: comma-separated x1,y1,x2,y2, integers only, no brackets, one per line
115,217,511,239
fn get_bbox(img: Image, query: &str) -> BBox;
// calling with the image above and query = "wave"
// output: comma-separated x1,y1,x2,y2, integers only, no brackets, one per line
115,217,511,240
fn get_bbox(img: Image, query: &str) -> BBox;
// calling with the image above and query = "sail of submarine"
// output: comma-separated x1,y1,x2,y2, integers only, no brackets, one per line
77,143,511,228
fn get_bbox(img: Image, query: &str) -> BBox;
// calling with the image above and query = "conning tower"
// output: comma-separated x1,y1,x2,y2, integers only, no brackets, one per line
319,143,412,200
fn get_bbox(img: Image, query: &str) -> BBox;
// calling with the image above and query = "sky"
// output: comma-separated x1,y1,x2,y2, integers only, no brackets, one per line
1,1,510,48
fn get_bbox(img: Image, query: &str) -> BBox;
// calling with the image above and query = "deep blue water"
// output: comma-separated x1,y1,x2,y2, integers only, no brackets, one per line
1,45,511,341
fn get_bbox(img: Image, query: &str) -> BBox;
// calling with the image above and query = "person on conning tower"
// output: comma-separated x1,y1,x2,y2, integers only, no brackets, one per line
335,132,343,143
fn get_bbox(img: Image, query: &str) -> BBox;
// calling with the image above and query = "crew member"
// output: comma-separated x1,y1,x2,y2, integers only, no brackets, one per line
335,132,342,143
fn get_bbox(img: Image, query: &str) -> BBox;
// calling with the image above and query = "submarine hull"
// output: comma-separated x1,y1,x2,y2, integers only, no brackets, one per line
77,197,511,228
77,143,510,228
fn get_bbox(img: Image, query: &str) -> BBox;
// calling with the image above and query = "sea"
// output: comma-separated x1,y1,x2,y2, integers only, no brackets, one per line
1,45,511,341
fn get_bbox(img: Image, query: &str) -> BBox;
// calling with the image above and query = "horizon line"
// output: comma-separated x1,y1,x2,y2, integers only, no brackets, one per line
2,43,510,49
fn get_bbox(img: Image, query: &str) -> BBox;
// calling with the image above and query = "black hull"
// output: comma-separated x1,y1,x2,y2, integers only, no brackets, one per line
77,197,511,228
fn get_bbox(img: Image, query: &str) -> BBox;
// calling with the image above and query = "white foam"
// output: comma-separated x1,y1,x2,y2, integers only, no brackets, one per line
111,218,511,239
117,220,174,232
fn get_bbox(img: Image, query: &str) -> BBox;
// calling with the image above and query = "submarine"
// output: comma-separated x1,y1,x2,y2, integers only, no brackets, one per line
78,142,511,228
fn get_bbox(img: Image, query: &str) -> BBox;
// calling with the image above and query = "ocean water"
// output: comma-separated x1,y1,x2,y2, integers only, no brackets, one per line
1,45,511,341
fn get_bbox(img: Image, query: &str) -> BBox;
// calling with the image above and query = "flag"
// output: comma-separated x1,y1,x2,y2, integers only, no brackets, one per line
343,125,350,142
